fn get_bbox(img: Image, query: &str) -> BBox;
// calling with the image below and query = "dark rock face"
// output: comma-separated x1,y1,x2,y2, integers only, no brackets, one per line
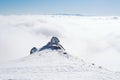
39,37,64,51
30,47,38,54
51,37,60,44
30,37,65,54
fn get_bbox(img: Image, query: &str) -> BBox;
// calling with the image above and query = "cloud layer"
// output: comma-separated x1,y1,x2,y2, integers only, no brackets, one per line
0,15,120,71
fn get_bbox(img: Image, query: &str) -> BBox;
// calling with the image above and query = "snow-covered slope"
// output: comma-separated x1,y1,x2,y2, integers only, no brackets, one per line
0,50,119,80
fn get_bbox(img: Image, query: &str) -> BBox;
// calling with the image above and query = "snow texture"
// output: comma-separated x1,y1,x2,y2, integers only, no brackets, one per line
0,50,120,80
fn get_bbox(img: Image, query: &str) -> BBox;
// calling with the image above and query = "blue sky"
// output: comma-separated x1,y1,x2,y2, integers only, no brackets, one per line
0,0,120,16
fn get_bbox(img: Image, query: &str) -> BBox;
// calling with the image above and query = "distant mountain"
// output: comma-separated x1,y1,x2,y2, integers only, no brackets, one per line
54,13,84,16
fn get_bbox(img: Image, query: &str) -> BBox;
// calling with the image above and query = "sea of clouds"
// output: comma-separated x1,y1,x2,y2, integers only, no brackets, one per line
0,15,120,71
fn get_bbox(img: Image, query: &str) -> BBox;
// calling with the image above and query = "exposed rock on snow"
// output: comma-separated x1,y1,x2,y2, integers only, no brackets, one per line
30,37,65,54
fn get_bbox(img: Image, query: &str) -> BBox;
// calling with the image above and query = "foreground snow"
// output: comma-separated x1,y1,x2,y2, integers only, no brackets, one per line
0,50,119,80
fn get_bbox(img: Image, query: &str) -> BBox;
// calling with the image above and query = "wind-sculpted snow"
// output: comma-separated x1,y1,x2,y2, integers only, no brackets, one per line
0,50,119,80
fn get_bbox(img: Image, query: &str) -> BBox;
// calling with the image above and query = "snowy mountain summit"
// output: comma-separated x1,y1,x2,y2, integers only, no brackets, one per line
30,37,65,54
0,37,120,80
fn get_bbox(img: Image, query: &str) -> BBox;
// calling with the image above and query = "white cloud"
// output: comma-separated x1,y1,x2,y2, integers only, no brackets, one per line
0,15,120,71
